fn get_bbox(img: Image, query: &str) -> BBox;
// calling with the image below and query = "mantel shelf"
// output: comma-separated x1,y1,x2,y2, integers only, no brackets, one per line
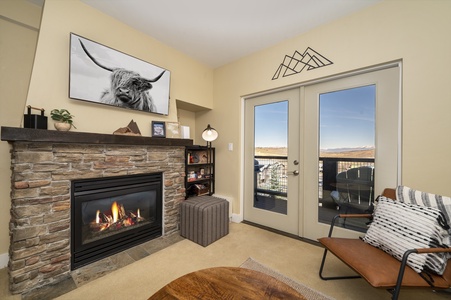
1,127,193,147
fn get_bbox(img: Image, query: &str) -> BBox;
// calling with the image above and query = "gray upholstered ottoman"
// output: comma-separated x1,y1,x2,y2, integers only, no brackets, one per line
180,196,229,247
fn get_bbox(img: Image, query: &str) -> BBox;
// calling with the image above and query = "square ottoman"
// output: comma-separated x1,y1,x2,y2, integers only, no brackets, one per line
180,196,229,247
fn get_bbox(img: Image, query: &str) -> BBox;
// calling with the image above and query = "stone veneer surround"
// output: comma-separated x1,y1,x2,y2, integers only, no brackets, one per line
2,127,191,295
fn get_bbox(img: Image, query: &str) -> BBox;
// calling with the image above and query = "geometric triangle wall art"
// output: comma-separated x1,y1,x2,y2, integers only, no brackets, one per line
272,47,333,80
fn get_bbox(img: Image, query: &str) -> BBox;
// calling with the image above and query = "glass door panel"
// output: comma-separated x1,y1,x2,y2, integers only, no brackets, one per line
318,85,375,232
254,101,288,215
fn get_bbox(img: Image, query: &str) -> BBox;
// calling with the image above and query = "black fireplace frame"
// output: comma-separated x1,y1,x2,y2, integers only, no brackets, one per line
71,173,163,270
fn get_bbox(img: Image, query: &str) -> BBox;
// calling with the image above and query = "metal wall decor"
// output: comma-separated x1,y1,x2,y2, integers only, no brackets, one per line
272,47,333,80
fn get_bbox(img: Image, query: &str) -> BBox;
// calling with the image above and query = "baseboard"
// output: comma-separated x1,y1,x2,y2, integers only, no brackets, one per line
0,252,8,269
231,213,243,223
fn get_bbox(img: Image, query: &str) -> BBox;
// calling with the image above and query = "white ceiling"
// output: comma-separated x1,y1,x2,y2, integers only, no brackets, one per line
34,0,382,68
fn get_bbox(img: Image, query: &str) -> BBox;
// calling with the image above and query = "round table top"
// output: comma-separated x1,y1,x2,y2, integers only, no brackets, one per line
149,266,306,299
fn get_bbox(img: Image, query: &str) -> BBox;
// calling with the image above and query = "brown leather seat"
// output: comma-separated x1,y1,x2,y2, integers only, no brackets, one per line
319,237,451,288
318,188,451,299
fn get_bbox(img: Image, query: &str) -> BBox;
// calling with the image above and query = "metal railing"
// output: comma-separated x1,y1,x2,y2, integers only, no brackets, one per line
255,156,288,198
319,157,374,198
254,156,375,199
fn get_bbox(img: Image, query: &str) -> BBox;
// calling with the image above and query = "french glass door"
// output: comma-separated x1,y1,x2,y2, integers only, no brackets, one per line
243,65,400,240
243,89,300,235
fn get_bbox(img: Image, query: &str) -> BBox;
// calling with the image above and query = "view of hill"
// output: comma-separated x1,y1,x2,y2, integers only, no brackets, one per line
255,147,374,158
320,149,374,158
255,147,287,156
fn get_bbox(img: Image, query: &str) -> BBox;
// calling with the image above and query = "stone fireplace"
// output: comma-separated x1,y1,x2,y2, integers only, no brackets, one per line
1,127,192,296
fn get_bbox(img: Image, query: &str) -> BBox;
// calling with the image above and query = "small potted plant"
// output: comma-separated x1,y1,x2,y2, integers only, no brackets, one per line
50,109,76,131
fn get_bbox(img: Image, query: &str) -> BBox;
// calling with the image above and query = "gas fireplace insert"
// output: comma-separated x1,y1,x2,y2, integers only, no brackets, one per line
71,173,163,269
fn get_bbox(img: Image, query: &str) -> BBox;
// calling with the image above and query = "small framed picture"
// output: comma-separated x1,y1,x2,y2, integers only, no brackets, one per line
198,151,208,163
166,122,181,138
151,121,166,137
199,168,205,178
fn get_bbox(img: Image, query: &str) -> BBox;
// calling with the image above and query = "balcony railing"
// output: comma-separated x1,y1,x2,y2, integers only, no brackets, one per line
254,156,288,198
254,156,375,200
319,157,374,198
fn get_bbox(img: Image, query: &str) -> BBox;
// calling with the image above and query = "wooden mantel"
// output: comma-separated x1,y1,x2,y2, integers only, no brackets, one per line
1,126,193,147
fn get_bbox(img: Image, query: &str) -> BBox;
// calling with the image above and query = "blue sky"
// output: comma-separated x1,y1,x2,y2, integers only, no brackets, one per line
254,85,375,149
254,101,288,147
320,85,375,149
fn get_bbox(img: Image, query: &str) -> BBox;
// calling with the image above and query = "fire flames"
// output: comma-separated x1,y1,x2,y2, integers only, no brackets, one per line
112,201,119,223
90,201,144,232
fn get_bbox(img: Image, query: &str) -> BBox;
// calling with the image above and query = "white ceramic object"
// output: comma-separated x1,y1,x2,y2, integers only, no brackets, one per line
54,122,71,131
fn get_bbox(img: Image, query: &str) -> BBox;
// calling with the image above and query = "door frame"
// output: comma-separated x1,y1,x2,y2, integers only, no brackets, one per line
238,61,402,235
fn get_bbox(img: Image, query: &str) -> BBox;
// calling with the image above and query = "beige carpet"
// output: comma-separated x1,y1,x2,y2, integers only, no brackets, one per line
240,257,334,300
1,222,449,300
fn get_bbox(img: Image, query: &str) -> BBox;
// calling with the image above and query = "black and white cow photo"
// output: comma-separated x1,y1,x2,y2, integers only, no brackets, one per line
69,33,170,115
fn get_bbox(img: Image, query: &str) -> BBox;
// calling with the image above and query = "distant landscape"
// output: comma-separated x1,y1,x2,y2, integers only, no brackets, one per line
255,147,374,158
255,147,287,156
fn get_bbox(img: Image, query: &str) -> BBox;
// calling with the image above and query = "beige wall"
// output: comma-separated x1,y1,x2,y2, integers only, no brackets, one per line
177,109,196,141
0,0,42,262
210,0,451,217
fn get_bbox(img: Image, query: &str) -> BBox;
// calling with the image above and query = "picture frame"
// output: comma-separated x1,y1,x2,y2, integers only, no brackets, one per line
198,151,208,163
152,121,166,137
166,122,181,138
199,168,205,178
69,33,171,115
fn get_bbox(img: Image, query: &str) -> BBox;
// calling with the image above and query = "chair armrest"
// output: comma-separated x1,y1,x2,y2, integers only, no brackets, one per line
392,246,451,298
337,213,373,219
415,247,451,254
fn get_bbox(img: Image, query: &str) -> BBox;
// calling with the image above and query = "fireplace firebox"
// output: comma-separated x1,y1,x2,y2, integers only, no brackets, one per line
71,173,163,270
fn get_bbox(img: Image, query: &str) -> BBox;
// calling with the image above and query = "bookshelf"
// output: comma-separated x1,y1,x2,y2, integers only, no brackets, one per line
185,145,215,198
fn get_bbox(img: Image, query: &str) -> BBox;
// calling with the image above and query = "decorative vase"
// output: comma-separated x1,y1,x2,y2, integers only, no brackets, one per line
54,122,71,131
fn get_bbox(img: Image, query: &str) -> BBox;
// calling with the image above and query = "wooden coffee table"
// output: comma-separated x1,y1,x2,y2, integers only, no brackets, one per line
149,266,306,299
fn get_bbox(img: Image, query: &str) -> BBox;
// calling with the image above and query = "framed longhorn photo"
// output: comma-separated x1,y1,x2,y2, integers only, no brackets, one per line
69,33,171,115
